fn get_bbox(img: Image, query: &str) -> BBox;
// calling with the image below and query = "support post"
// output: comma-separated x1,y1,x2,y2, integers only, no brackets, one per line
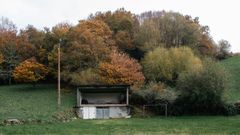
79,91,82,106
126,87,129,105
77,88,79,106
57,40,61,109
165,103,168,117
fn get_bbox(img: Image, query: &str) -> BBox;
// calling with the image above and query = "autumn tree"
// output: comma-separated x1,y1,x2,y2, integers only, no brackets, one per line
53,19,114,85
98,50,145,89
0,53,3,64
19,25,49,64
90,8,139,52
13,58,48,84
0,17,19,84
142,47,202,85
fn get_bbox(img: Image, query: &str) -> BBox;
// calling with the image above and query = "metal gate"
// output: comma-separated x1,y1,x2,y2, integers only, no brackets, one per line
96,107,109,119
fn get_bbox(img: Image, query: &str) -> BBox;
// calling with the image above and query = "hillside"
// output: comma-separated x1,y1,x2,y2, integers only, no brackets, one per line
221,56,240,103
0,84,75,122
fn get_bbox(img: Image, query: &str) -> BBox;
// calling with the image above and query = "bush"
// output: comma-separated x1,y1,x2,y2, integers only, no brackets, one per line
131,82,177,105
176,59,228,114
62,68,101,85
141,47,202,85
130,82,177,116
221,104,238,116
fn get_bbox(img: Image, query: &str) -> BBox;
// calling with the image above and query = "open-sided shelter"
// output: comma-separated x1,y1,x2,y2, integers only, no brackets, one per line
75,85,131,119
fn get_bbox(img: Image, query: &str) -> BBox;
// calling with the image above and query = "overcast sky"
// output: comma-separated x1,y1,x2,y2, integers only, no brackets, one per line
0,0,239,52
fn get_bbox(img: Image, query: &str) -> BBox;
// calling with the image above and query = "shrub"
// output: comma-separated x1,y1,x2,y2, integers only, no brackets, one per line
62,68,101,85
130,82,177,116
131,82,177,105
176,59,228,114
141,47,202,85
221,104,238,116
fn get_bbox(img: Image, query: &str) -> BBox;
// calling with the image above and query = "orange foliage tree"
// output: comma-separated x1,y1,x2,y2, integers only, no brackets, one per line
13,58,48,84
98,50,145,89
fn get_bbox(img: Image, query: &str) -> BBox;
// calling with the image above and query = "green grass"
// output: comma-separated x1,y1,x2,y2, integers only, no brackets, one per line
0,84,75,122
221,56,240,103
1,116,240,135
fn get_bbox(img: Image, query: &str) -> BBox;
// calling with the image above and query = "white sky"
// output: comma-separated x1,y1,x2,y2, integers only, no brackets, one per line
0,0,239,52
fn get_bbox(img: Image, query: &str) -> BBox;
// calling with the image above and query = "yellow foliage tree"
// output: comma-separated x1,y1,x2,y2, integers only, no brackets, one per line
142,47,202,85
13,58,48,84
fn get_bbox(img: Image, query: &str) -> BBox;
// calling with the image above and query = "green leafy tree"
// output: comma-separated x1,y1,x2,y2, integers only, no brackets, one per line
176,59,228,114
142,47,202,85
216,39,231,60
136,11,216,56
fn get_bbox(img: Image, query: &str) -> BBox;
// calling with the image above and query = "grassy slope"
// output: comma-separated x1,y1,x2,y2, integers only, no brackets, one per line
220,56,240,103
0,84,75,122
1,116,240,135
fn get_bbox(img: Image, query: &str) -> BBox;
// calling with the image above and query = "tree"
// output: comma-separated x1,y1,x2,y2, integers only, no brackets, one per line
141,47,202,85
19,25,52,65
53,20,114,84
134,19,162,52
13,58,48,84
65,19,113,68
98,50,145,89
0,17,21,84
176,59,228,114
216,39,231,60
136,11,217,57
62,68,101,85
91,8,139,52
0,53,3,64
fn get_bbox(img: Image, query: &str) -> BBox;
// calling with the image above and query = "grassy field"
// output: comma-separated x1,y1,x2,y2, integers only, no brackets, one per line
0,84,75,122
1,116,240,135
220,56,240,103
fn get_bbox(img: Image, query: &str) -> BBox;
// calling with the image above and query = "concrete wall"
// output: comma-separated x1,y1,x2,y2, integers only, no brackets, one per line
109,107,129,118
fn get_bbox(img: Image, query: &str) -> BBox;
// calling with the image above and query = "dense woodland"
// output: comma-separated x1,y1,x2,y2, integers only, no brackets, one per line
0,9,234,115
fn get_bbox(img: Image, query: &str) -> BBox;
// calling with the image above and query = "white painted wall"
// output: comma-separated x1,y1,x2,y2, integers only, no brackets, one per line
78,106,130,119
82,107,96,119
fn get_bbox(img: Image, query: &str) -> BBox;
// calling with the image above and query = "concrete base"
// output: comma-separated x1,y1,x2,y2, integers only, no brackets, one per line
76,106,130,119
